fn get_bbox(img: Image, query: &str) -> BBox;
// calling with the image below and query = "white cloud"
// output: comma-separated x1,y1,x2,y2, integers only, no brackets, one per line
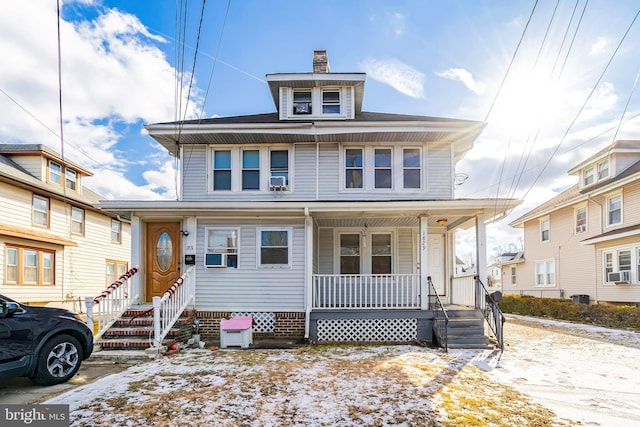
359,58,425,98
436,68,486,95
589,37,608,55
391,12,405,36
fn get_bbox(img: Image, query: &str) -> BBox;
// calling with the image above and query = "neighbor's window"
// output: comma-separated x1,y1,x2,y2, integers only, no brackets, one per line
607,195,622,226
535,259,555,286
71,207,84,235
575,207,587,234
374,148,392,189
258,228,291,267
242,150,260,190
65,168,77,191
270,150,289,185
618,250,632,276
5,245,55,286
403,148,421,189
371,233,392,274
32,195,49,227
540,218,550,242
293,90,312,115
340,234,360,274
583,167,595,186
604,252,614,282
510,266,517,286
205,227,239,268
48,160,62,185
345,148,363,189
597,159,609,180
213,150,232,191
106,260,128,285
322,90,340,114
111,219,122,243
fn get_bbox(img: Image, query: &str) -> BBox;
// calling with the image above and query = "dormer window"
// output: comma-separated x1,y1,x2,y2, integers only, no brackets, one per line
583,167,595,186
48,161,62,185
597,159,609,180
65,168,77,191
322,90,340,114
293,90,312,115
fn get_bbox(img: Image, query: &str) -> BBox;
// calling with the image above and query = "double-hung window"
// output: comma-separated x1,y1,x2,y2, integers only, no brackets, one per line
213,150,232,191
374,148,392,189
270,150,289,186
205,228,239,268
258,228,291,267
32,195,49,227
48,161,62,185
106,260,128,285
71,207,84,235
65,169,77,191
345,148,363,189
510,266,517,286
293,90,312,115
535,259,555,286
540,218,550,242
322,90,340,114
403,148,421,189
597,160,609,180
111,219,122,243
371,233,392,274
575,207,587,234
607,195,622,226
5,245,54,285
340,234,360,274
242,150,260,190
583,167,595,186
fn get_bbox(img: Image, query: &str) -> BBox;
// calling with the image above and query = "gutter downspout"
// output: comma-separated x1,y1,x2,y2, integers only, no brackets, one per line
587,195,603,304
304,206,312,339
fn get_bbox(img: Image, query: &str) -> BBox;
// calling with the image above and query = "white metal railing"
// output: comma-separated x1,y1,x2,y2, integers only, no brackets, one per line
312,274,420,309
152,266,196,348
85,267,139,340
450,274,476,307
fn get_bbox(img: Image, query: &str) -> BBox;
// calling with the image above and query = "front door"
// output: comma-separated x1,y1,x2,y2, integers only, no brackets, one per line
146,222,181,302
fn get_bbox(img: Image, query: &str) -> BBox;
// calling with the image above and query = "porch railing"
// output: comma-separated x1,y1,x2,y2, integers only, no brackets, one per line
476,276,505,351
427,276,448,352
450,274,476,306
152,266,196,348
312,274,420,309
85,267,139,340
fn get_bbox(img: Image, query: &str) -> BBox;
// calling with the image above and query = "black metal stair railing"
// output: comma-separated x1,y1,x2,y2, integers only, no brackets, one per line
475,276,505,351
427,276,449,352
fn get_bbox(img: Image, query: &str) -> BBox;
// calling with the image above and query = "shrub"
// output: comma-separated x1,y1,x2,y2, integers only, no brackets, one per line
498,295,640,331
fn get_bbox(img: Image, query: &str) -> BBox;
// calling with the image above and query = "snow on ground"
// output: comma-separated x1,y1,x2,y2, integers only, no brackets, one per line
45,316,640,426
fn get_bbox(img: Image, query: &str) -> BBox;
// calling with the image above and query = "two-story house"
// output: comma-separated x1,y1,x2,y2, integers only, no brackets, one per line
100,51,520,346
0,143,131,311
508,140,640,304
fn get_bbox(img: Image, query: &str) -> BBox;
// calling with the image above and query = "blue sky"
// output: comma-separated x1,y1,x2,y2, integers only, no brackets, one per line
1,0,639,260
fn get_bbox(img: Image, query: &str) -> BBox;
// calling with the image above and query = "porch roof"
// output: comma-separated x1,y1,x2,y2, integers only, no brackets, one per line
98,198,521,230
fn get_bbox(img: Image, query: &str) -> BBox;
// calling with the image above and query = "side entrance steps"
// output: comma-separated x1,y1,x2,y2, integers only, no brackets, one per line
95,307,196,351
437,308,492,350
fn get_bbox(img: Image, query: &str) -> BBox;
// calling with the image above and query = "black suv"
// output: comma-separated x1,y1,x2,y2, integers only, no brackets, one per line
0,294,93,385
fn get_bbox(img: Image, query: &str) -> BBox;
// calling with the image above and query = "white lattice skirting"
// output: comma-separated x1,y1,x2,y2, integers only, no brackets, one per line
231,312,275,333
316,318,417,342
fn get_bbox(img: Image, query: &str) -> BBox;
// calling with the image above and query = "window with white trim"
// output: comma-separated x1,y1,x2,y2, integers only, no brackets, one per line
111,219,122,243
540,217,550,242
340,233,360,274
242,150,260,190
371,233,392,274
510,266,517,286
535,259,555,286
322,90,340,114
65,168,77,191
575,207,587,234
345,148,363,189
205,227,239,268
48,160,61,185
270,150,289,185
213,150,232,191
258,228,291,267
71,207,84,235
597,159,609,180
293,90,312,115
583,167,595,186
403,148,421,189
32,195,49,227
603,248,637,283
374,148,392,189
5,245,55,286
106,260,128,285
607,194,622,226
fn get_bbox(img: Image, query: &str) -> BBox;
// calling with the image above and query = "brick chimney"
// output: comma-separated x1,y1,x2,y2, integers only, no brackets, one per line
313,50,330,73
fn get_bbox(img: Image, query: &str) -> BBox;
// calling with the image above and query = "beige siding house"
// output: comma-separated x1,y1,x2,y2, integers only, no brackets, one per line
0,143,131,311
508,140,640,304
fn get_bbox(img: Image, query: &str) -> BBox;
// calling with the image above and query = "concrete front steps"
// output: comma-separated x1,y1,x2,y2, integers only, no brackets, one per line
95,307,196,351
438,308,492,350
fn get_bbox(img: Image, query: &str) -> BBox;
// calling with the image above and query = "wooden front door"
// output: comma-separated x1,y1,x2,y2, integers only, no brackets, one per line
146,222,181,302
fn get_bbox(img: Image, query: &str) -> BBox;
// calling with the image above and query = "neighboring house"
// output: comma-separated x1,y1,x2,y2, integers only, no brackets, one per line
0,143,131,311
496,251,524,291
509,140,640,304
100,51,520,343
487,261,502,289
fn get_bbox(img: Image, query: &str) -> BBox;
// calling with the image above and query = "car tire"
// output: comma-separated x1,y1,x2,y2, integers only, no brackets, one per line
31,334,83,386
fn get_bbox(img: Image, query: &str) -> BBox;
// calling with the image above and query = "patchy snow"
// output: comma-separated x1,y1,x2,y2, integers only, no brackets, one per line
45,316,640,426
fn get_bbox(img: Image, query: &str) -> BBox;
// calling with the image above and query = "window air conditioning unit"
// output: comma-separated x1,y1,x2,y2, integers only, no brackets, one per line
269,175,287,191
607,271,629,284
205,253,227,268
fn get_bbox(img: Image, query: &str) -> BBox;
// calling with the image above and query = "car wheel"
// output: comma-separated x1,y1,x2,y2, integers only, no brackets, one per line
32,334,83,386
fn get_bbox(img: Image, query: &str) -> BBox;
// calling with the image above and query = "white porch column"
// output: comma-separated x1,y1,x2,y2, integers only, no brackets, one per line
475,213,487,302
131,216,142,304
445,229,456,301
419,215,429,309
304,208,313,338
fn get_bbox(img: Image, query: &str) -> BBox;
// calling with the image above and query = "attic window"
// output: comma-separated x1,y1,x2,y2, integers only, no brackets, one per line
293,90,312,115
322,90,340,114
583,167,595,186
597,159,609,180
